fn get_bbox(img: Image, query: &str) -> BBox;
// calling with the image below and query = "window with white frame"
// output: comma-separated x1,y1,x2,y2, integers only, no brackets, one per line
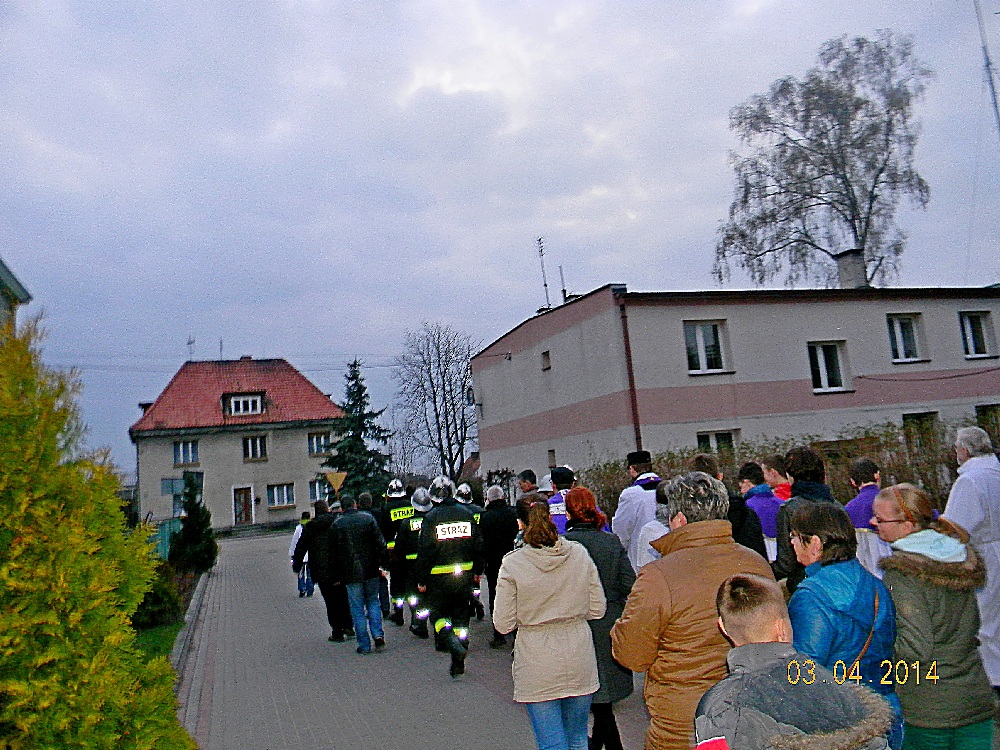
684,321,727,373
161,477,185,517
267,483,295,507
808,342,848,392
229,394,263,415
173,440,199,465
887,314,923,362
308,432,331,455
960,312,996,358
243,435,267,460
697,430,736,453
309,479,331,502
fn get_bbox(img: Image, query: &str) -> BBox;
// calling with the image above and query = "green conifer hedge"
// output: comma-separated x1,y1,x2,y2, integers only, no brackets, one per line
0,320,194,749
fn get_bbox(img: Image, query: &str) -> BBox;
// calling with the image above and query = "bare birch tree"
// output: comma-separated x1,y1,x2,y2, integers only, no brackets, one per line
715,30,931,287
393,322,479,481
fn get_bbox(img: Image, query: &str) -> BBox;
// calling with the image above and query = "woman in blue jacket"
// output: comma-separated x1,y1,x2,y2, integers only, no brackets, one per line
788,501,902,750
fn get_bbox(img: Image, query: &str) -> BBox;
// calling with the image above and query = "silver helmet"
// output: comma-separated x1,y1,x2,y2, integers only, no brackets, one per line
455,483,473,504
386,478,406,498
411,487,433,512
429,476,456,502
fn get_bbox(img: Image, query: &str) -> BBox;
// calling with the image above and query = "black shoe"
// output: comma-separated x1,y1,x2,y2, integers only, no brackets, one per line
390,608,405,626
450,652,466,677
356,646,371,655
328,633,345,643
475,602,485,621
489,636,507,649
409,623,429,639
299,591,305,598
374,637,385,651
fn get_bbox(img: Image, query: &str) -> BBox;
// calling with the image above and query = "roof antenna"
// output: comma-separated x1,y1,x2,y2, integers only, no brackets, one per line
973,0,1000,151
537,237,551,309
219,338,223,360
558,265,568,304
187,336,195,360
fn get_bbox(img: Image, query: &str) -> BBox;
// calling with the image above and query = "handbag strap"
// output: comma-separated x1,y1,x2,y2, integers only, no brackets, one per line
854,588,879,666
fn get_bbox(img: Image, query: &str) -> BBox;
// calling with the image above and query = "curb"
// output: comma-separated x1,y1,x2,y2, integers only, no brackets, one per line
171,568,211,681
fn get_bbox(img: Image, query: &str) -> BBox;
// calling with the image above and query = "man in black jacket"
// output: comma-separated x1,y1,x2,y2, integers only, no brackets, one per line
293,500,352,642
332,495,388,654
479,485,519,648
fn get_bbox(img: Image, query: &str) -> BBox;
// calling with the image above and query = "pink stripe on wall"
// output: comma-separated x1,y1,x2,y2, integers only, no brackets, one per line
478,391,635,452
479,366,1000,450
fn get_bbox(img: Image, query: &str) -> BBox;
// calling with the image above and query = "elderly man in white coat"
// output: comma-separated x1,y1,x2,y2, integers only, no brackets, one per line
610,450,661,571
944,425,1000,690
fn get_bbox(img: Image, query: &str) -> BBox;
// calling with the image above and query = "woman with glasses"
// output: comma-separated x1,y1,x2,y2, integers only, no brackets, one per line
787,501,902,749
873,484,994,750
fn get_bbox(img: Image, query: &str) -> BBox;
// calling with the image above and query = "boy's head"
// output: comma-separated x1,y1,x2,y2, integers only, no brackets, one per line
716,574,790,647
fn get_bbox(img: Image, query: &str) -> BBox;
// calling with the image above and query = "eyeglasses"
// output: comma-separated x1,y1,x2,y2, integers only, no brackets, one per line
871,515,908,525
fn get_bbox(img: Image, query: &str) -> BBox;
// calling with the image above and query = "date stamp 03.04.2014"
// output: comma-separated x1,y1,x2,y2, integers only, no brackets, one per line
787,659,939,686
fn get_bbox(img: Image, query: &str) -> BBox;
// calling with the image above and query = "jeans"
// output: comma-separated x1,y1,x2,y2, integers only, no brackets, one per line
297,563,314,596
345,578,384,652
524,694,593,750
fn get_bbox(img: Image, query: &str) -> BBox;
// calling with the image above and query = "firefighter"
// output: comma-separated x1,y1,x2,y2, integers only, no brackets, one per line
455,483,486,621
381,479,413,626
416,476,485,677
393,486,433,638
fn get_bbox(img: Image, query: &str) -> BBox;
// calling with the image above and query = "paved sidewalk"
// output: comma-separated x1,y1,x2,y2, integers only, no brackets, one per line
176,534,650,750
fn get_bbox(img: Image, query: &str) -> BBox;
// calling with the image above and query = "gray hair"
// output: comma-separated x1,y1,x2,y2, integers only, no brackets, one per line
486,485,505,503
662,472,730,523
956,426,994,457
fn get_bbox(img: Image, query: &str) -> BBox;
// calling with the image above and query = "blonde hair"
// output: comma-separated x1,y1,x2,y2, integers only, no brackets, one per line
875,483,969,543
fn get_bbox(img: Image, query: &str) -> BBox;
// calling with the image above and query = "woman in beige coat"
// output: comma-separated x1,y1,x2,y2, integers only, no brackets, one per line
494,501,607,750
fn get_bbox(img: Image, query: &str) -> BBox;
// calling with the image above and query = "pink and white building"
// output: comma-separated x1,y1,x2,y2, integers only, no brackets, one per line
470,284,1000,474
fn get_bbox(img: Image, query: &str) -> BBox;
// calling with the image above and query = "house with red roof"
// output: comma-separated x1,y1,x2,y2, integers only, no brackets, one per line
130,356,343,529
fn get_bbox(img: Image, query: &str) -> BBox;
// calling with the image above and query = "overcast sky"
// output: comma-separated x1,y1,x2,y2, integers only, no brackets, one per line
4,0,999,473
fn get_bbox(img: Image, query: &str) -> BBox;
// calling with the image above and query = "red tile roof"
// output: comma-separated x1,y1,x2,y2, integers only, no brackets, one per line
130,357,343,435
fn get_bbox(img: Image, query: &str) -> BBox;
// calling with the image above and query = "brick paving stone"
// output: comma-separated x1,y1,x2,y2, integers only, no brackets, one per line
176,533,650,750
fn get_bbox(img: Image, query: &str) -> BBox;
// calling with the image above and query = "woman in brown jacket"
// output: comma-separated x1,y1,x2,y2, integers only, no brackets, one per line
493,501,606,750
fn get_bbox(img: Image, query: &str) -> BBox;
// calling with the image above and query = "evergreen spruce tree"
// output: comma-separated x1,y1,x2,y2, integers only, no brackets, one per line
0,320,194,749
322,359,392,498
168,473,218,574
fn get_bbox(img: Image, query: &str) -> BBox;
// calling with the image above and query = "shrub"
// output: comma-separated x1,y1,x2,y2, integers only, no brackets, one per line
132,563,183,630
0,319,194,749
168,473,218,574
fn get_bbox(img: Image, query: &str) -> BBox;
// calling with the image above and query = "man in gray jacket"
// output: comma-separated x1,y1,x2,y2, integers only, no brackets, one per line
694,574,891,750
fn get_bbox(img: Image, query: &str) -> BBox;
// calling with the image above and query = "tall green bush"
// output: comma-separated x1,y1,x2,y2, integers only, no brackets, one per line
168,473,218,574
0,320,194,749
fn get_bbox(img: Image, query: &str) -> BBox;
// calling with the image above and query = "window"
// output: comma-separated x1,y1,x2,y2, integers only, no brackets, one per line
684,321,726,373
976,404,1000,447
697,431,736,454
887,315,923,362
541,350,551,371
267,483,295,507
308,432,330,455
229,394,263,415
309,479,331,502
547,449,556,468
173,440,199,465
960,312,995,358
243,435,267,461
808,342,848,392
161,477,185,517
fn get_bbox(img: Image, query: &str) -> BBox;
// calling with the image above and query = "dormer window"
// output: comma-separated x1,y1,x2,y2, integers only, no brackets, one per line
228,393,263,415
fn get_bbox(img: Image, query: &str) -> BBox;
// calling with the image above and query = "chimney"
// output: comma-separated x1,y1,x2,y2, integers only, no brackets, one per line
833,249,870,289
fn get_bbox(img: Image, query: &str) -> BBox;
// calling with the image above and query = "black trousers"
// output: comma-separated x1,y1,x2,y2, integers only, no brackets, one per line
427,587,472,640
590,702,623,750
316,579,352,636
485,564,502,637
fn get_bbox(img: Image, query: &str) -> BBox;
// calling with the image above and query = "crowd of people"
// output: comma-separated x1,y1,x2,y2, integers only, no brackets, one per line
288,425,1000,750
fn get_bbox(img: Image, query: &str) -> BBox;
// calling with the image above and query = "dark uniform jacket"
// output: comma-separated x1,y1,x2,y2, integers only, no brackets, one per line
416,498,485,591
480,499,519,571
331,508,386,584
381,494,414,559
292,511,337,583
394,509,428,564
